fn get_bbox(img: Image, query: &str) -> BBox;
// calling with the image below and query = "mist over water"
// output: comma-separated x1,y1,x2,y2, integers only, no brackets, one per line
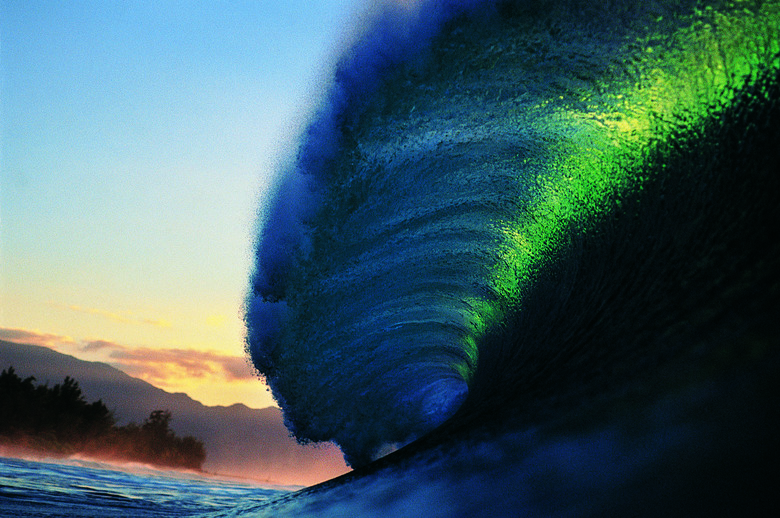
245,2,780,501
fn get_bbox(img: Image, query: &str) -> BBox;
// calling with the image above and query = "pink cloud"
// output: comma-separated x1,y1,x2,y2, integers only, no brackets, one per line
1,326,253,386
82,339,127,352
0,327,75,349
222,356,257,381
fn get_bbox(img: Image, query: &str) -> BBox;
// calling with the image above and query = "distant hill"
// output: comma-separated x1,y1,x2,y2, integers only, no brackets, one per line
0,340,349,485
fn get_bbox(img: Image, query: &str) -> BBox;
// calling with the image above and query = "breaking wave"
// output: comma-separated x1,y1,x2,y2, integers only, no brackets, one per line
245,0,780,472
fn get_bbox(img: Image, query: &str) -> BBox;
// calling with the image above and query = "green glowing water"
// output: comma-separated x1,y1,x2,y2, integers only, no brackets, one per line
463,1,780,377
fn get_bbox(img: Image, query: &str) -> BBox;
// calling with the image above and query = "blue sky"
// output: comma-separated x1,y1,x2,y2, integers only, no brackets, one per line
0,0,368,407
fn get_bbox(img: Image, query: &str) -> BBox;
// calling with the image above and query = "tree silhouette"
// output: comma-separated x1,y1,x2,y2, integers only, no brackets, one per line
0,367,205,470
143,409,174,441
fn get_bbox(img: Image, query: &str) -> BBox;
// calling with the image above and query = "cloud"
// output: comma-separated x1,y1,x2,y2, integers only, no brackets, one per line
49,303,173,328
103,345,255,384
0,327,76,349
205,314,228,327
222,355,258,381
1,326,254,393
141,318,173,328
81,339,124,352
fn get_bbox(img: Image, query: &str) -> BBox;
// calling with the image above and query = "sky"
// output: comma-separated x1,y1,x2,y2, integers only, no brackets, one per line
0,0,374,408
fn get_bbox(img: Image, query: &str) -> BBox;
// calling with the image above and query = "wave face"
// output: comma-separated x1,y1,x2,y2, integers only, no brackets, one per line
245,0,780,471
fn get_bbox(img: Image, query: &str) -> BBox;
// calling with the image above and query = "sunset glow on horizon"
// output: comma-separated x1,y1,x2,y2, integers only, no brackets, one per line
1,0,367,409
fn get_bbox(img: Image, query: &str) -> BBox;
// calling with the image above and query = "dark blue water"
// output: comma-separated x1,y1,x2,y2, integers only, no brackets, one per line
0,456,290,517
243,0,780,515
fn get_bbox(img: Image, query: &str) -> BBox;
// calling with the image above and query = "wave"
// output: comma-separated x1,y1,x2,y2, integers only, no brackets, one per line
244,0,780,476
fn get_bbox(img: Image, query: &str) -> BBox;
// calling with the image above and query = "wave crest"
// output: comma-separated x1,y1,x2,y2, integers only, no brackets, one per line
245,0,780,466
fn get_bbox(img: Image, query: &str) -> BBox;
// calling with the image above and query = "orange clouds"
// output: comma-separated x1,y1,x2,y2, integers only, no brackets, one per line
105,344,256,384
0,327,75,349
1,326,254,387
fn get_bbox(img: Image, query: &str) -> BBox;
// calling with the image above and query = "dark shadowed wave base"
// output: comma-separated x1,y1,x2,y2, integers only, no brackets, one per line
243,0,780,515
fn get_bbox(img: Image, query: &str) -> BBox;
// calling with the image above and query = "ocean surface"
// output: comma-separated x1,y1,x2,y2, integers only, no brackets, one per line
0,456,291,517
243,0,780,516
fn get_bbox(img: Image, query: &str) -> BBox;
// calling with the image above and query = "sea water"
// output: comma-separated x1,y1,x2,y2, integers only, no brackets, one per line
0,456,290,517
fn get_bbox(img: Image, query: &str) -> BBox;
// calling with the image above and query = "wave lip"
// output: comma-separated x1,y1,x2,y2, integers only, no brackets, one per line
246,0,510,466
